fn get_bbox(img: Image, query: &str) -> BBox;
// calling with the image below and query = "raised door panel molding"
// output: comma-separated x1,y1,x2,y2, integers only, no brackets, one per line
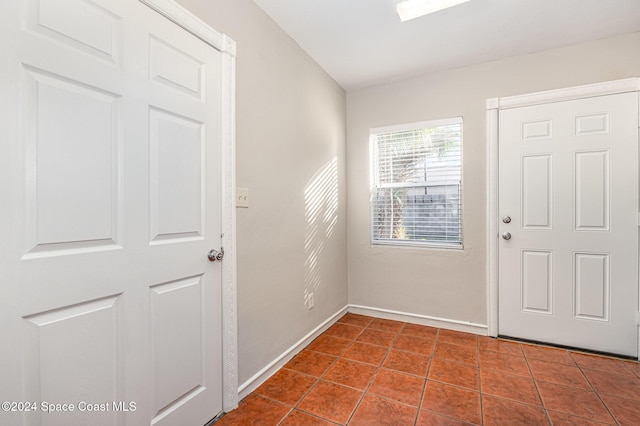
25,0,122,64
22,66,122,257
24,295,122,425
150,276,205,420
149,107,204,244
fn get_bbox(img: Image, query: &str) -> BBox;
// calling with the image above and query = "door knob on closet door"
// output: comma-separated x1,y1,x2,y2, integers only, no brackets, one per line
208,248,224,262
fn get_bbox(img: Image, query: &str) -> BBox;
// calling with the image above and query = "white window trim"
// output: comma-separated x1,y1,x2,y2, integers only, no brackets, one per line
370,116,463,249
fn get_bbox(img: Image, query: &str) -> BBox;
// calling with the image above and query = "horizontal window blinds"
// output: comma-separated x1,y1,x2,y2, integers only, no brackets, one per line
371,118,463,247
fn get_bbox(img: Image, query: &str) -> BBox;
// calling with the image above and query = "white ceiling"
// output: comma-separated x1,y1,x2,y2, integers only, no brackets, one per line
251,0,640,90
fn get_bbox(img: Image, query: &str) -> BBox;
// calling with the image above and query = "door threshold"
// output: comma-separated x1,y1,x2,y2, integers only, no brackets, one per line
498,335,638,361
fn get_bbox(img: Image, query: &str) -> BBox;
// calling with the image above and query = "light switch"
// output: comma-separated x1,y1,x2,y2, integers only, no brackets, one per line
236,187,249,208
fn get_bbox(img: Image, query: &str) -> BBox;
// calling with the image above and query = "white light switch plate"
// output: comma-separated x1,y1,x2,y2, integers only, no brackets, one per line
236,187,249,208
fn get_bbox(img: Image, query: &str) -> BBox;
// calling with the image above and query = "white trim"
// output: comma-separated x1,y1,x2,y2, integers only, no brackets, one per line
139,0,236,55
348,305,488,335
486,105,499,337
370,116,463,135
486,78,640,357
486,98,499,110
497,78,640,110
237,306,349,400
220,37,238,411
371,240,464,250
139,0,239,411
637,311,640,361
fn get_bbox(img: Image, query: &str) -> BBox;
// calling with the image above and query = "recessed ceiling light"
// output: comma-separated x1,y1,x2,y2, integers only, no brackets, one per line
396,0,472,22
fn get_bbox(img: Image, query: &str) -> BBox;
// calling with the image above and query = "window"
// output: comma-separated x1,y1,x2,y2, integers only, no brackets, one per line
370,117,463,248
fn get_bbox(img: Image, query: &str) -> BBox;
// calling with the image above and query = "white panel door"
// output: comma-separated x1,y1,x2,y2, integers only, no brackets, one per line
0,0,224,425
498,92,639,357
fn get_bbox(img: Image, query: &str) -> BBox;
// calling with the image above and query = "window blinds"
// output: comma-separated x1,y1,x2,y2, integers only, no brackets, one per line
370,118,463,248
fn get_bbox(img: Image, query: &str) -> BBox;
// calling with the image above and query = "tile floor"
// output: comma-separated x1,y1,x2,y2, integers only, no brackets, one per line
215,313,640,425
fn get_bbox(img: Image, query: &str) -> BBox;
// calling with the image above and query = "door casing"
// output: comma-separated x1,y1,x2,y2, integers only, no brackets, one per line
486,78,640,359
141,0,239,411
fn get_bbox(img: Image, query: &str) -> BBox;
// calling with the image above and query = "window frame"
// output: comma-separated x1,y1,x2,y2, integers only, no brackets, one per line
369,116,464,249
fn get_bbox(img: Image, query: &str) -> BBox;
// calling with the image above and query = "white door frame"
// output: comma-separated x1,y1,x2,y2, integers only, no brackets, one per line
486,78,640,358
140,0,238,411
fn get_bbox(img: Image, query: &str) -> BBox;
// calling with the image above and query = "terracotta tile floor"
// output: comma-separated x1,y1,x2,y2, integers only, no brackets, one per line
215,314,640,425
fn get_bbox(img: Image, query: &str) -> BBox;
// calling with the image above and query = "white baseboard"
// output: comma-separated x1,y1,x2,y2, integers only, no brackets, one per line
348,304,488,336
237,305,349,400
236,304,488,403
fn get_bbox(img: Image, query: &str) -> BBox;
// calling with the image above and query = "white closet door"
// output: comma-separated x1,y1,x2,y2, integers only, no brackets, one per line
0,1,224,424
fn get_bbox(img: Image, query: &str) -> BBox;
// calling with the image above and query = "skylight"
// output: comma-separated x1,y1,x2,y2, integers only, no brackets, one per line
396,0,472,22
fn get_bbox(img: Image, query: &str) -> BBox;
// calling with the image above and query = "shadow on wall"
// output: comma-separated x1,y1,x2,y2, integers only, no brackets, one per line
304,158,339,309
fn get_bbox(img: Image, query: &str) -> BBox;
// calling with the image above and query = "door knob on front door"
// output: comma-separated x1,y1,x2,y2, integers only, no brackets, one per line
502,216,511,223
208,248,224,262
502,232,512,240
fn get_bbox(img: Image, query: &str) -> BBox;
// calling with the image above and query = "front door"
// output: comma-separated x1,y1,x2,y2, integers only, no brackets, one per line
498,92,639,357
0,0,224,424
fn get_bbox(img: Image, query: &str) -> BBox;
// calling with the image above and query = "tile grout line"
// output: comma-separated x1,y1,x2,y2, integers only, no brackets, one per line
343,318,403,425
479,339,587,425
341,317,376,425
320,314,402,424
420,329,485,425
342,317,444,424
352,321,455,424
275,316,367,425
480,344,556,406
413,326,440,426
476,334,484,426
569,351,621,426
520,344,552,425
522,347,623,426
299,316,368,425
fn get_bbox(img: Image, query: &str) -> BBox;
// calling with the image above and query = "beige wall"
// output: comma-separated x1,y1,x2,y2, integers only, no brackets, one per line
176,0,348,384
347,32,640,325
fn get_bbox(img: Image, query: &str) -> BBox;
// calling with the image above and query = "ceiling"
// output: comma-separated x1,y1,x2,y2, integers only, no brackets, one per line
251,0,640,90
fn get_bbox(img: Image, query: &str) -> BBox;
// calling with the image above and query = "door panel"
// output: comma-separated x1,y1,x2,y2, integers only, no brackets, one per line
498,92,639,357
26,0,121,63
149,35,204,99
574,253,609,320
151,277,205,416
23,66,121,255
24,296,121,426
0,0,223,424
574,150,609,230
522,154,552,229
149,107,204,242
521,250,552,314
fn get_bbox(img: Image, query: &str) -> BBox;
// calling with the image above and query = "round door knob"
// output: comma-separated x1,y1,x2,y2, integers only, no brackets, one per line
502,216,511,224
208,248,224,262
502,232,512,240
